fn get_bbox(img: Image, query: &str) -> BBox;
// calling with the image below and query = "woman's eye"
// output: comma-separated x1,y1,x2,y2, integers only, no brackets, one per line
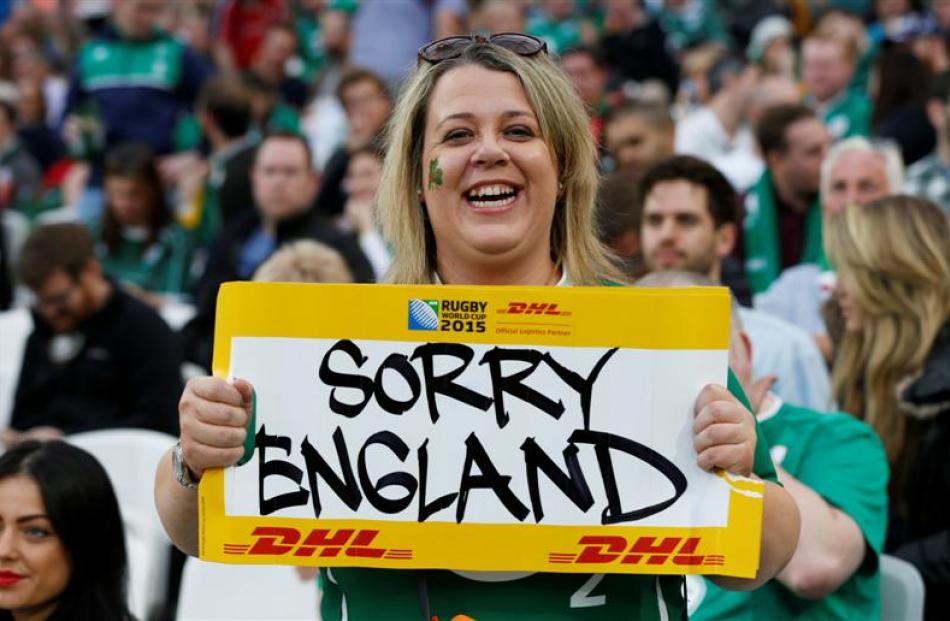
444,129,471,142
25,527,51,539
505,126,535,138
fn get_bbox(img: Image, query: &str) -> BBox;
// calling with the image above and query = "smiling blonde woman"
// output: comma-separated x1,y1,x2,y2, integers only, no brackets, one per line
155,33,800,621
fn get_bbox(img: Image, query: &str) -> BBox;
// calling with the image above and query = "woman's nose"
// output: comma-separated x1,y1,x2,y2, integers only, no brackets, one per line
0,529,18,560
472,136,510,167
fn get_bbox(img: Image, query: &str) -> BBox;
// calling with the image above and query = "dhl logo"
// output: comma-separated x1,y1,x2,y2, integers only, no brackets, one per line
549,536,724,567
223,527,413,561
498,302,571,316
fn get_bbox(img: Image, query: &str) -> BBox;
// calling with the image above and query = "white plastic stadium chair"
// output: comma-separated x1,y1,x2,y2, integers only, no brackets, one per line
2,209,29,275
67,429,179,620
0,307,32,430
880,553,925,620
123,514,154,621
177,558,318,620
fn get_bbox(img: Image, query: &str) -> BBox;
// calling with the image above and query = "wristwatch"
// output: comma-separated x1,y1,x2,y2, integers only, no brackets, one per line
172,441,200,489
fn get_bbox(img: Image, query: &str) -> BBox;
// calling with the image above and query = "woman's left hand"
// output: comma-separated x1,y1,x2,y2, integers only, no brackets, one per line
692,384,757,476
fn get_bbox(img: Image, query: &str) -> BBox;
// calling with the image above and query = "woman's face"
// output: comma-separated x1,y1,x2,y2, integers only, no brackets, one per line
105,175,151,227
0,475,70,619
344,152,383,202
836,273,864,332
763,37,793,74
421,65,559,276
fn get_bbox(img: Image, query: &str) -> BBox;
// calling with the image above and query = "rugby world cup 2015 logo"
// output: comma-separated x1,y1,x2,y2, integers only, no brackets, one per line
408,299,440,331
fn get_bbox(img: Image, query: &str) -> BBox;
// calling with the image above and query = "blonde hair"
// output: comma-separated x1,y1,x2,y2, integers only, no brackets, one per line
253,240,354,283
827,196,950,462
376,43,623,285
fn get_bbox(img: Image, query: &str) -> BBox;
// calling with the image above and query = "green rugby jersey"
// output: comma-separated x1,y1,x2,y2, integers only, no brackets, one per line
317,372,777,621
68,26,208,158
819,91,871,141
689,399,888,621
95,223,194,295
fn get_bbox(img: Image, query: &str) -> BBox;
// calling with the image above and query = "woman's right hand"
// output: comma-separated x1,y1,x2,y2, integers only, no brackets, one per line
178,377,254,480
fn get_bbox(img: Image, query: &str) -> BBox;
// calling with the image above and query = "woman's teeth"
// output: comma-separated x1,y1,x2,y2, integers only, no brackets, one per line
468,185,517,207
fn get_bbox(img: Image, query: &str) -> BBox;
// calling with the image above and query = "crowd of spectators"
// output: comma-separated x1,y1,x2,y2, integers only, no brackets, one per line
1,0,949,619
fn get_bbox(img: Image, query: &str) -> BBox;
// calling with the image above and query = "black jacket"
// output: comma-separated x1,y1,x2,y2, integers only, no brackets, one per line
875,103,936,167
601,20,680,98
215,140,257,227
180,206,374,369
887,320,950,619
11,286,182,436
313,146,349,217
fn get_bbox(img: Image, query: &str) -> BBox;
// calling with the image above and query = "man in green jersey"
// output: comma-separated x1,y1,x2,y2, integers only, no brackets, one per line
688,294,888,621
802,35,872,141
63,0,210,222
742,105,830,294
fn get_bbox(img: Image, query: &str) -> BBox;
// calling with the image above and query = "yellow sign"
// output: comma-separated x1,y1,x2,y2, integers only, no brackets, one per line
199,282,763,577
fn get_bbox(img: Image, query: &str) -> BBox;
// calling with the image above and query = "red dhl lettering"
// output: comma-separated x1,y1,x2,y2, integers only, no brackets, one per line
548,536,724,567
499,302,568,316
224,527,414,561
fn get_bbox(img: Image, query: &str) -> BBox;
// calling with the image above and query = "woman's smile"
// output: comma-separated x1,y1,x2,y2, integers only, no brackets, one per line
463,181,523,211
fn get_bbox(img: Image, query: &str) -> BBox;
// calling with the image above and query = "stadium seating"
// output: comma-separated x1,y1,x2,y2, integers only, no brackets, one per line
880,554,925,621
0,307,31,429
67,429,179,621
177,558,319,620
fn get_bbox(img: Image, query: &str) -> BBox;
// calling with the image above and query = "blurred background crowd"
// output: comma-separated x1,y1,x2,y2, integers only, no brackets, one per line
1,0,950,619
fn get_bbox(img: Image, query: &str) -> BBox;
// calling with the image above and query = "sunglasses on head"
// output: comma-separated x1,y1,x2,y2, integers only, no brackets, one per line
417,32,548,65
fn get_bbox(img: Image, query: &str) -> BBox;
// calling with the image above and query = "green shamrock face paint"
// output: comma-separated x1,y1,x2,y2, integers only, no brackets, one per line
428,158,444,190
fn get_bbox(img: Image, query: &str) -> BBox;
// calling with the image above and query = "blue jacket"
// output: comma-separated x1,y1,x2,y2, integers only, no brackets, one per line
64,25,211,159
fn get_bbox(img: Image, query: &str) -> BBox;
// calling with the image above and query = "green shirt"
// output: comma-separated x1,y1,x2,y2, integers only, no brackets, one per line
689,400,888,621
96,223,194,295
742,170,824,294
655,4,729,54
526,15,589,55
818,91,871,141
318,371,778,621
295,0,358,81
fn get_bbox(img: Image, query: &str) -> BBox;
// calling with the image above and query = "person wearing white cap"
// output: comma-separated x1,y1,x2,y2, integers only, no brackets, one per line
747,15,795,80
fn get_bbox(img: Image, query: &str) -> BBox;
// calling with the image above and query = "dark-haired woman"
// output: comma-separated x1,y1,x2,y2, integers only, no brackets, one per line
96,142,194,304
871,48,935,166
0,440,132,621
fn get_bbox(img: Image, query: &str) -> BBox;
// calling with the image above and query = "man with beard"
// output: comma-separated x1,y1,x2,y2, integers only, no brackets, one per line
639,155,831,411
742,104,830,294
5,223,181,445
